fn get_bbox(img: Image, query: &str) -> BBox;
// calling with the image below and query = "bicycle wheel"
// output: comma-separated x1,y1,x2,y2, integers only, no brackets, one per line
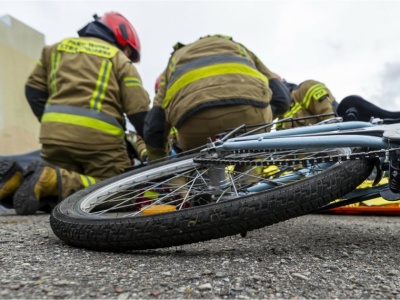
50,148,374,251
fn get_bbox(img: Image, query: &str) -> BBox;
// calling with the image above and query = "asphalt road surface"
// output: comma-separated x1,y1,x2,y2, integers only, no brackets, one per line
1,209,399,299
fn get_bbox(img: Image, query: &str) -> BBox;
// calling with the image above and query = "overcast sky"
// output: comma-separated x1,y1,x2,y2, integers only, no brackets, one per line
3,0,400,111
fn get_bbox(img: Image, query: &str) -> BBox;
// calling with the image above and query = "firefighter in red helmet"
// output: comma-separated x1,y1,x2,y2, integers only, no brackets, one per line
0,12,150,215
98,12,141,62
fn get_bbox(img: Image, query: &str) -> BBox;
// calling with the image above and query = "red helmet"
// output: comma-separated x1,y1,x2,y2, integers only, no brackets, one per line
155,73,163,93
100,12,141,62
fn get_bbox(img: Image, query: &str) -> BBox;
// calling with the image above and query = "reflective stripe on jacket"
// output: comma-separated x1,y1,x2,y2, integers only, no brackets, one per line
278,80,336,129
153,36,274,128
41,105,125,138
26,37,150,149
162,54,269,110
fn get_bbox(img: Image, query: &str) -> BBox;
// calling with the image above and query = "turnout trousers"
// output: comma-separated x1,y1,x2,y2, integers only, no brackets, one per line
176,104,273,151
41,143,131,200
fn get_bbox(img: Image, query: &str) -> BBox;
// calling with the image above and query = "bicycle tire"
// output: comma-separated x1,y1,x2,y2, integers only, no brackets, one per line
50,152,374,251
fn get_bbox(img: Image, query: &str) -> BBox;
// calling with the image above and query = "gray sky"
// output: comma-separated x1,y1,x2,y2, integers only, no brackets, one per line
3,0,400,111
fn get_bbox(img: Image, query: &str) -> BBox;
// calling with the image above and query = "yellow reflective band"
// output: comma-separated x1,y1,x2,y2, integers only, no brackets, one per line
283,102,302,118
143,190,160,199
163,63,269,109
90,60,112,111
309,85,329,104
80,175,96,187
302,83,328,109
42,112,125,138
169,127,178,135
124,77,142,87
50,52,61,96
57,38,119,58
279,102,303,129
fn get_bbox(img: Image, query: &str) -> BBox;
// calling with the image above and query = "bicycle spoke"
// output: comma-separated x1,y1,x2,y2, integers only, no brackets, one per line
79,147,350,218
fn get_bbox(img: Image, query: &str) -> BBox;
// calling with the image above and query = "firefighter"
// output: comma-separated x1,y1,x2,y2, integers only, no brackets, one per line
143,34,291,161
277,79,338,129
3,12,150,215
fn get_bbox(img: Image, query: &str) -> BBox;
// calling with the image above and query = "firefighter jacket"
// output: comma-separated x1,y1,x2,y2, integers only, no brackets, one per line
277,80,338,129
144,35,291,152
25,37,150,150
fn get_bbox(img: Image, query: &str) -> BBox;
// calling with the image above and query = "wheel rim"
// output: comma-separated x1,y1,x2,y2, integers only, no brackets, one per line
78,148,352,218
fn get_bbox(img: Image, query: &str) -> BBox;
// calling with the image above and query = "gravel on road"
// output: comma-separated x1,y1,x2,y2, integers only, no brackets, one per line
1,209,399,299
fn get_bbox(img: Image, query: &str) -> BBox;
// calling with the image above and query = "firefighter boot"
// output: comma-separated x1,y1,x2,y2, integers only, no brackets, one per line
13,161,58,215
0,159,23,208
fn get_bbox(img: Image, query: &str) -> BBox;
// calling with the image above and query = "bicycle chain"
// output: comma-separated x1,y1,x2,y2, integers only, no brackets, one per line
193,148,400,167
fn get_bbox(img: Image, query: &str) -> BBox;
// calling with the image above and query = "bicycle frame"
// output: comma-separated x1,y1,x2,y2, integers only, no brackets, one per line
203,121,400,208
218,122,399,150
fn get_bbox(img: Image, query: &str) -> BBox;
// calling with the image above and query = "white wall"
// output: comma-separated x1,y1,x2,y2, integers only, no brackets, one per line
0,15,44,154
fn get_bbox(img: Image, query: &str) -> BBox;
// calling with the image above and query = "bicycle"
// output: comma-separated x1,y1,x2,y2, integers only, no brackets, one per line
49,95,400,251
